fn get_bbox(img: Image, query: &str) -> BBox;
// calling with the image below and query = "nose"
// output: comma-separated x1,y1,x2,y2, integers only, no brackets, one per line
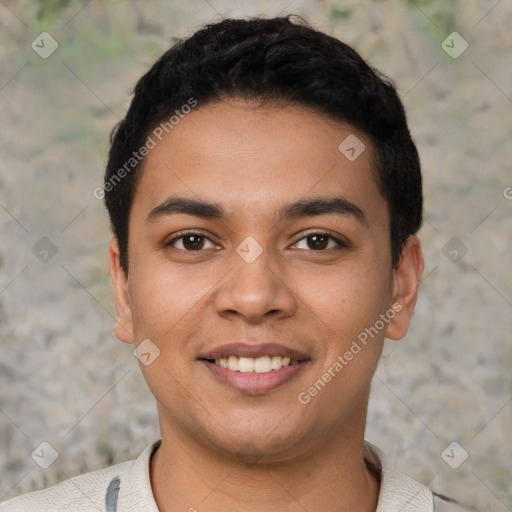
214,246,297,325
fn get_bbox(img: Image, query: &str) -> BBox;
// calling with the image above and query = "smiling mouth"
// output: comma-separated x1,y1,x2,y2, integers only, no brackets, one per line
198,343,310,393
202,355,301,373
200,357,309,394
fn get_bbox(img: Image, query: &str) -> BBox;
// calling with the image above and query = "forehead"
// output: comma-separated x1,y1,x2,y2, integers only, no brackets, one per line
133,99,387,226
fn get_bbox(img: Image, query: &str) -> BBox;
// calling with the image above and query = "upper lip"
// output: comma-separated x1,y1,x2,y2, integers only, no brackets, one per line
199,343,309,361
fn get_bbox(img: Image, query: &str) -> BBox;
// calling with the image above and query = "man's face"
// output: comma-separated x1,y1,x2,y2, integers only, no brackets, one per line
111,99,417,460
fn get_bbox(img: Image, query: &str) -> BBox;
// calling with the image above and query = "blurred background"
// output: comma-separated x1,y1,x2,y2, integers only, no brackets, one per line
0,0,510,509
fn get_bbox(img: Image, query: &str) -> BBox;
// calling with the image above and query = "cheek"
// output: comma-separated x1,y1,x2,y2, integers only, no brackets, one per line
302,264,391,341
303,269,388,405
128,260,203,340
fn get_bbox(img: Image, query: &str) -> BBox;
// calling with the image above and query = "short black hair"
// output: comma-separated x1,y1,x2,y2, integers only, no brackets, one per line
104,15,422,272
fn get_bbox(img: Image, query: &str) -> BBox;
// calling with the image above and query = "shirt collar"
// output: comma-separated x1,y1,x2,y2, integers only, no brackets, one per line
364,441,434,512
115,439,161,511
115,439,433,511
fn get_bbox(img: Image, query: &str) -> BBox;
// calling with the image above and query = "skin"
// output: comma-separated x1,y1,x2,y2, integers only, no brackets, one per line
109,98,424,512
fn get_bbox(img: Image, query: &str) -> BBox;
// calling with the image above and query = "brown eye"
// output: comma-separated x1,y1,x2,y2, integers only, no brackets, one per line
307,234,329,250
168,233,218,251
182,235,205,250
294,233,345,251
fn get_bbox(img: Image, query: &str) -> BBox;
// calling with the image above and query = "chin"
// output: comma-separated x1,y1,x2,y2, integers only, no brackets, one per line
201,420,313,464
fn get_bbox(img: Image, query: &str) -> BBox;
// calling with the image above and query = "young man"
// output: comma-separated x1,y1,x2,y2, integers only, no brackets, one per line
1,16,470,512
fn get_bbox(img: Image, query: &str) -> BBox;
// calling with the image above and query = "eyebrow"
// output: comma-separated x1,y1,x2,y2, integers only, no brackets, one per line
280,197,365,224
147,197,224,222
147,195,366,224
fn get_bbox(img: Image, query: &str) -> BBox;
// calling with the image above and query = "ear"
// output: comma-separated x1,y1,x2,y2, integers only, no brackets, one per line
108,239,134,344
385,235,424,341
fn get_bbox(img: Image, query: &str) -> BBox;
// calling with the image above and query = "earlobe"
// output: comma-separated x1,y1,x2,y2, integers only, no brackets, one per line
108,239,134,344
385,235,424,341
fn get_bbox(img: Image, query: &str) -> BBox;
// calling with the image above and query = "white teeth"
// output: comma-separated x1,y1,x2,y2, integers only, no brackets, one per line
215,355,295,373
271,355,282,370
269,355,291,369
254,356,271,373
238,357,255,373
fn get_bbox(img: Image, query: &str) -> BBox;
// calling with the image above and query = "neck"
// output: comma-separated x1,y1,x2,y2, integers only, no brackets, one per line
150,420,380,512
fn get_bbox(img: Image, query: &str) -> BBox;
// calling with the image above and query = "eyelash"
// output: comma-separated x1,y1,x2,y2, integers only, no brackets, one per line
166,230,219,251
166,230,348,252
294,231,348,251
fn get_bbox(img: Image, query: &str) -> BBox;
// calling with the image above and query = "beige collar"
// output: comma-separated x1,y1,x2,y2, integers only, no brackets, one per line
113,439,433,511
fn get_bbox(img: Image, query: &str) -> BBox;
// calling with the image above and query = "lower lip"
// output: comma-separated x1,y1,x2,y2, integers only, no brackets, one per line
200,360,309,394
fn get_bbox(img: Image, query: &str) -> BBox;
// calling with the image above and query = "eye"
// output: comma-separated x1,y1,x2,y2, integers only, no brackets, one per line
293,232,346,251
167,232,219,251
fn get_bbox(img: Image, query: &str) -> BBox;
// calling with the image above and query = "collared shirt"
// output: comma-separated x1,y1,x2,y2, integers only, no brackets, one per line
0,440,469,511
